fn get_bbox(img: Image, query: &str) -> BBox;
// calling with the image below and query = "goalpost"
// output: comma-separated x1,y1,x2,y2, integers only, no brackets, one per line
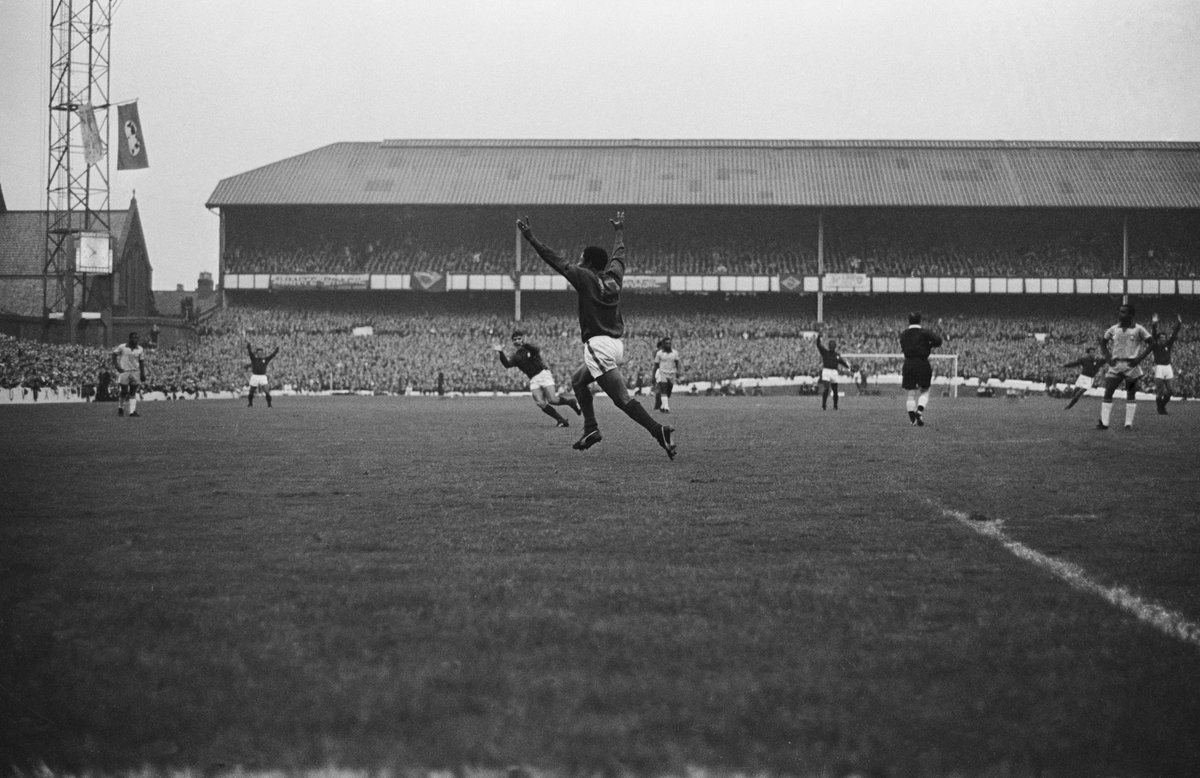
842,353,960,398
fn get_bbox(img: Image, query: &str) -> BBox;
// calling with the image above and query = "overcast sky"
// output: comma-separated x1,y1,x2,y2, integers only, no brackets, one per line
2,0,1198,290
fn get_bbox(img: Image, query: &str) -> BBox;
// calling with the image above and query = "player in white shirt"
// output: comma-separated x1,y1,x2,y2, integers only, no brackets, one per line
111,331,146,417
1097,303,1153,430
652,337,682,413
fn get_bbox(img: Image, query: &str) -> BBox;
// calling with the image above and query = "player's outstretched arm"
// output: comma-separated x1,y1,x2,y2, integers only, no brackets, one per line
517,215,570,275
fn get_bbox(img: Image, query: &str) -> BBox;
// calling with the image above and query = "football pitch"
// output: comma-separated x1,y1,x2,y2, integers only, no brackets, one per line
2,393,1200,777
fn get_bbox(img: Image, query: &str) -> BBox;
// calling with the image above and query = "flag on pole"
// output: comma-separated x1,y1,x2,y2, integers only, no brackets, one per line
78,103,106,166
116,102,149,170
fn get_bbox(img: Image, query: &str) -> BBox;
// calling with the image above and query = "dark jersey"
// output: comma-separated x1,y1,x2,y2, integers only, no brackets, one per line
525,232,626,341
816,337,850,371
1062,355,1106,378
247,345,278,375
498,343,549,378
1148,323,1181,366
899,325,943,361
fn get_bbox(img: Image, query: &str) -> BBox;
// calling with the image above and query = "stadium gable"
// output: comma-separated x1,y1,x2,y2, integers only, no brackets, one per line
205,139,1200,209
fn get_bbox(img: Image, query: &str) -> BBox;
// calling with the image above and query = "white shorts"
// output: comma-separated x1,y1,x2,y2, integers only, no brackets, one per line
1105,361,1143,382
117,370,141,387
249,374,269,388
821,368,841,383
1073,375,1094,390
583,336,625,379
529,369,556,391
654,369,676,385
1154,364,1175,381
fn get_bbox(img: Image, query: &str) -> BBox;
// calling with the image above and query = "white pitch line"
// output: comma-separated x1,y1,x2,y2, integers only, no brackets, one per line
943,507,1200,650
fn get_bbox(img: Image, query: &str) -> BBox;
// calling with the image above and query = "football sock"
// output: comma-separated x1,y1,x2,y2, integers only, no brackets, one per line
621,398,660,433
128,397,137,414
1100,401,1113,427
661,396,670,411
906,391,918,413
1125,403,1137,427
832,384,839,409
918,391,931,409
541,405,566,423
573,381,597,428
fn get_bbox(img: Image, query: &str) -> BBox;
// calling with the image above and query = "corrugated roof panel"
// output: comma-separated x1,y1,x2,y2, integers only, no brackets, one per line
205,140,1200,209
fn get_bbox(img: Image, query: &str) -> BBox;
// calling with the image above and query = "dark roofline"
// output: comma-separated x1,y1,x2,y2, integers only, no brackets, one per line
376,138,1200,151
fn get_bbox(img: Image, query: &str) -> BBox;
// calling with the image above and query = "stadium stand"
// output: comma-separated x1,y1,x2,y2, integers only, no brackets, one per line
6,295,1196,400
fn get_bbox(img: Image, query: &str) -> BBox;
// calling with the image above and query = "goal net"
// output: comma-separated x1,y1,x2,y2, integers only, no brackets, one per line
841,353,960,398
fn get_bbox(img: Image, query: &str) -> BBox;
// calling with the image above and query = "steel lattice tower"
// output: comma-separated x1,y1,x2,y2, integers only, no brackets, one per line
44,0,113,342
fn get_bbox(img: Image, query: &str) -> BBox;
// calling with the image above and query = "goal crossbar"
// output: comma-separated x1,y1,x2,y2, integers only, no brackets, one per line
842,353,960,398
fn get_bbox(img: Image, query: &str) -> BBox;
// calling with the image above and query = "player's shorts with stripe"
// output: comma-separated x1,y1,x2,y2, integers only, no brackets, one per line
528,369,556,391
1074,374,1094,390
820,368,841,383
117,370,141,387
901,359,933,391
583,335,625,379
1153,364,1175,381
1105,360,1143,382
249,374,269,388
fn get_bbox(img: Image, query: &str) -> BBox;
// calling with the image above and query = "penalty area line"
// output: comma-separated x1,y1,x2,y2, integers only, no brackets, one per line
940,506,1200,650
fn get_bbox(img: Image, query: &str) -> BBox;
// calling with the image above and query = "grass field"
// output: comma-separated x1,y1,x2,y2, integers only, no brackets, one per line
3,392,1200,777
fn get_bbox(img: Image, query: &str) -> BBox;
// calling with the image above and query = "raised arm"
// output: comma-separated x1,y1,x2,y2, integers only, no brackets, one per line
516,216,571,277
608,212,626,271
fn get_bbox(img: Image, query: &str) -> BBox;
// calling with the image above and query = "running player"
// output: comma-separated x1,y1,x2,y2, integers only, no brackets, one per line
899,312,944,426
516,211,676,459
493,329,581,426
1062,346,1106,410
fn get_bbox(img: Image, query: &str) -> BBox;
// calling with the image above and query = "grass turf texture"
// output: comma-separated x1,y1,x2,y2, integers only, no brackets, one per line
2,394,1200,777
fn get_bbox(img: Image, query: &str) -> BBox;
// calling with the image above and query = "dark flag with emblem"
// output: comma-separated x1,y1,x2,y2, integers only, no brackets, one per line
116,102,149,170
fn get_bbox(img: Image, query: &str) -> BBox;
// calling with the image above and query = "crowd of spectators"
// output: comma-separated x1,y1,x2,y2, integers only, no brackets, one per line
220,207,1200,279
4,294,1196,401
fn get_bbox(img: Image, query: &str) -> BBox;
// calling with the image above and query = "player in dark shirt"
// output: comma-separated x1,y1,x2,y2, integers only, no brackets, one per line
815,331,852,410
517,211,676,459
899,312,944,426
1146,313,1184,414
1062,346,1107,410
493,329,581,426
246,343,279,408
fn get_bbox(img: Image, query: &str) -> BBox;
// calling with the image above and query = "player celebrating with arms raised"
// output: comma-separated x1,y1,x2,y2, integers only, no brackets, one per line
516,211,676,459
246,343,279,408
111,331,146,417
493,329,581,426
1147,312,1184,415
